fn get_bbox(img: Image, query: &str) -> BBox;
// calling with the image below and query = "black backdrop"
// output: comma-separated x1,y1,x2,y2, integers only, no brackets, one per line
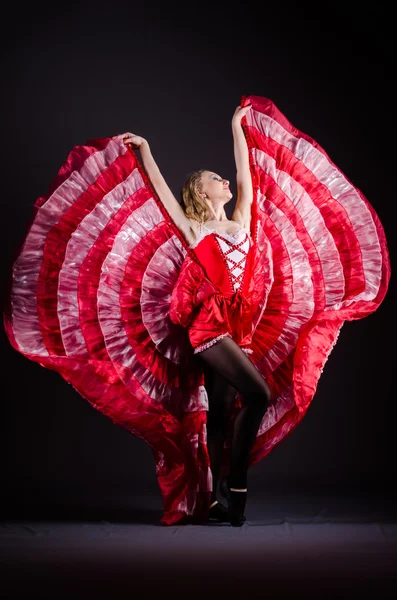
1,1,395,519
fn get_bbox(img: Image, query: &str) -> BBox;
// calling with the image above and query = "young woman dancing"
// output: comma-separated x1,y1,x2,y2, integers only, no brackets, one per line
4,96,390,527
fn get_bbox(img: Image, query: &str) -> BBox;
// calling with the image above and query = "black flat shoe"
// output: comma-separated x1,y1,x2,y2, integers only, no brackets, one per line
219,477,247,527
207,500,247,523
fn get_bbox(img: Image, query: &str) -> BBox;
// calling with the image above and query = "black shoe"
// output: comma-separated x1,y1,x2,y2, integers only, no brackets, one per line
207,500,247,523
219,477,247,527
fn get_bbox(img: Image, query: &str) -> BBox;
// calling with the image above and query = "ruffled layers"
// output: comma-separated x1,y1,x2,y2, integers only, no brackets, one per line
3,138,213,525
3,96,391,525
223,95,391,469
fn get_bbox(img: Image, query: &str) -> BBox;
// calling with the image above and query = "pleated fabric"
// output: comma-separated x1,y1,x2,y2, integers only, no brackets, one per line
3,96,391,524
238,95,390,468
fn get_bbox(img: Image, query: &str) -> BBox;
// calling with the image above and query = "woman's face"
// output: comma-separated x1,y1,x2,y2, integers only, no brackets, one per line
199,171,233,202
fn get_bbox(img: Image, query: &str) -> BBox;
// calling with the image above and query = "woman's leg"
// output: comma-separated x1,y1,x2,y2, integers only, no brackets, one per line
203,362,237,503
199,336,271,491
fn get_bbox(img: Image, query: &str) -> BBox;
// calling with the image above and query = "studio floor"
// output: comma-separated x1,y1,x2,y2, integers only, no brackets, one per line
1,491,396,599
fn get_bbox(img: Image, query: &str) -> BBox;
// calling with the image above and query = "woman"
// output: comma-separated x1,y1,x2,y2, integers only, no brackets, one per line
113,103,271,527
4,96,390,527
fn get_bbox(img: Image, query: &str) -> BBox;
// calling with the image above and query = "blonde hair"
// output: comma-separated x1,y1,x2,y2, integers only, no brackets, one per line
180,170,212,224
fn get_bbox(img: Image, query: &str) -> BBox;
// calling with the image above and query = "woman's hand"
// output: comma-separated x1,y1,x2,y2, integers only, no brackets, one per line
112,132,147,148
232,103,252,127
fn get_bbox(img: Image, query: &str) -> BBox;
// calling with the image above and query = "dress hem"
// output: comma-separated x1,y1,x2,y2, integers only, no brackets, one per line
192,332,253,355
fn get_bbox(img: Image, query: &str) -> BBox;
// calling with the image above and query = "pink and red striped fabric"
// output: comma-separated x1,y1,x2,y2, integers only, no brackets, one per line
3,96,390,524
240,96,390,467
242,95,390,465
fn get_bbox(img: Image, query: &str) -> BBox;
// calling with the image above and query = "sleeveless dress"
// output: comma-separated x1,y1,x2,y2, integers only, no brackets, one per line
170,221,258,355
3,95,391,525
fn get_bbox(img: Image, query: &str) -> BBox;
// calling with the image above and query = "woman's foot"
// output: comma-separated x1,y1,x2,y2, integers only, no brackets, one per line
208,499,247,523
219,477,247,527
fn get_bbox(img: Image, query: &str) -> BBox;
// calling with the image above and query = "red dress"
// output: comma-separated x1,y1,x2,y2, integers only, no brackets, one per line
170,221,267,355
3,95,391,525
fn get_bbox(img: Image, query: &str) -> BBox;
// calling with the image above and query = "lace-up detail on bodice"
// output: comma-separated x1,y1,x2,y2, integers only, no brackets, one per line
190,222,251,292
215,231,250,291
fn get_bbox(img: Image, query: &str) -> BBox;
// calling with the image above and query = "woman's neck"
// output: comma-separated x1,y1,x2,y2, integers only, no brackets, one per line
206,204,228,221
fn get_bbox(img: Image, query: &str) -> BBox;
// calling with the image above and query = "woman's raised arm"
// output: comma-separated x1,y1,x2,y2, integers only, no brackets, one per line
113,133,195,242
230,105,253,231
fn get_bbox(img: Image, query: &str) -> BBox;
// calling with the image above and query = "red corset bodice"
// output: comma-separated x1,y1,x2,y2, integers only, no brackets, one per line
169,222,260,351
189,223,254,296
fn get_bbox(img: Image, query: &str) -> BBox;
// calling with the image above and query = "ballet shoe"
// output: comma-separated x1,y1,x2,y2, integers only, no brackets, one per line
219,477,247,527
208,499,247,523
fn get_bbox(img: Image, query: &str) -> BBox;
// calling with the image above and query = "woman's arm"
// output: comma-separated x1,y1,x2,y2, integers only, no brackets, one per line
113,133,195,242
230,105,253,230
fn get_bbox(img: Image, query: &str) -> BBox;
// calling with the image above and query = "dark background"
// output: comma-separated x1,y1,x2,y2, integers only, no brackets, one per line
1,1,395,520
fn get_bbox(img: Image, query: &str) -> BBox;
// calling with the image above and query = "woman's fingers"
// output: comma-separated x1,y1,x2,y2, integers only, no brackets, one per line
112,132,134,140
112,133,145,147
232,104,252,120
232,103,252,126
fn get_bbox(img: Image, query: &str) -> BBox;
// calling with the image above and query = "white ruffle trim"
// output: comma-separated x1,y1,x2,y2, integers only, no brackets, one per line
193,332,253,355
193,333,232,354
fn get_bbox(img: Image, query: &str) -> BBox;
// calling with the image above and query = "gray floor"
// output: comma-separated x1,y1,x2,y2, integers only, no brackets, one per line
1,493,396,599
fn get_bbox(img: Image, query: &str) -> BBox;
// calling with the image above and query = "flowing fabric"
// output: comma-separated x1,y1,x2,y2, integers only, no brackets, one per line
3,96,391,525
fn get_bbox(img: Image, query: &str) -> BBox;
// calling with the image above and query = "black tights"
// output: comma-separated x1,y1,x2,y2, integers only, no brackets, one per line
199,336,271,500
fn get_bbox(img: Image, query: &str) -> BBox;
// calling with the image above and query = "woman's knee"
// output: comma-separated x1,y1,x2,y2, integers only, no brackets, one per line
244,383,271,413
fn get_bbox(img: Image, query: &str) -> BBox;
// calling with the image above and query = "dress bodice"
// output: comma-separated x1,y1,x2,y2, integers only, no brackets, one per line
189,222,252,293
189,221,251,248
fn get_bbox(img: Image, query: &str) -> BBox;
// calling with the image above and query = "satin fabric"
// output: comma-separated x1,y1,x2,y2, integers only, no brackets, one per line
170,229,260,352
3,95,391,525
187,291,255,352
